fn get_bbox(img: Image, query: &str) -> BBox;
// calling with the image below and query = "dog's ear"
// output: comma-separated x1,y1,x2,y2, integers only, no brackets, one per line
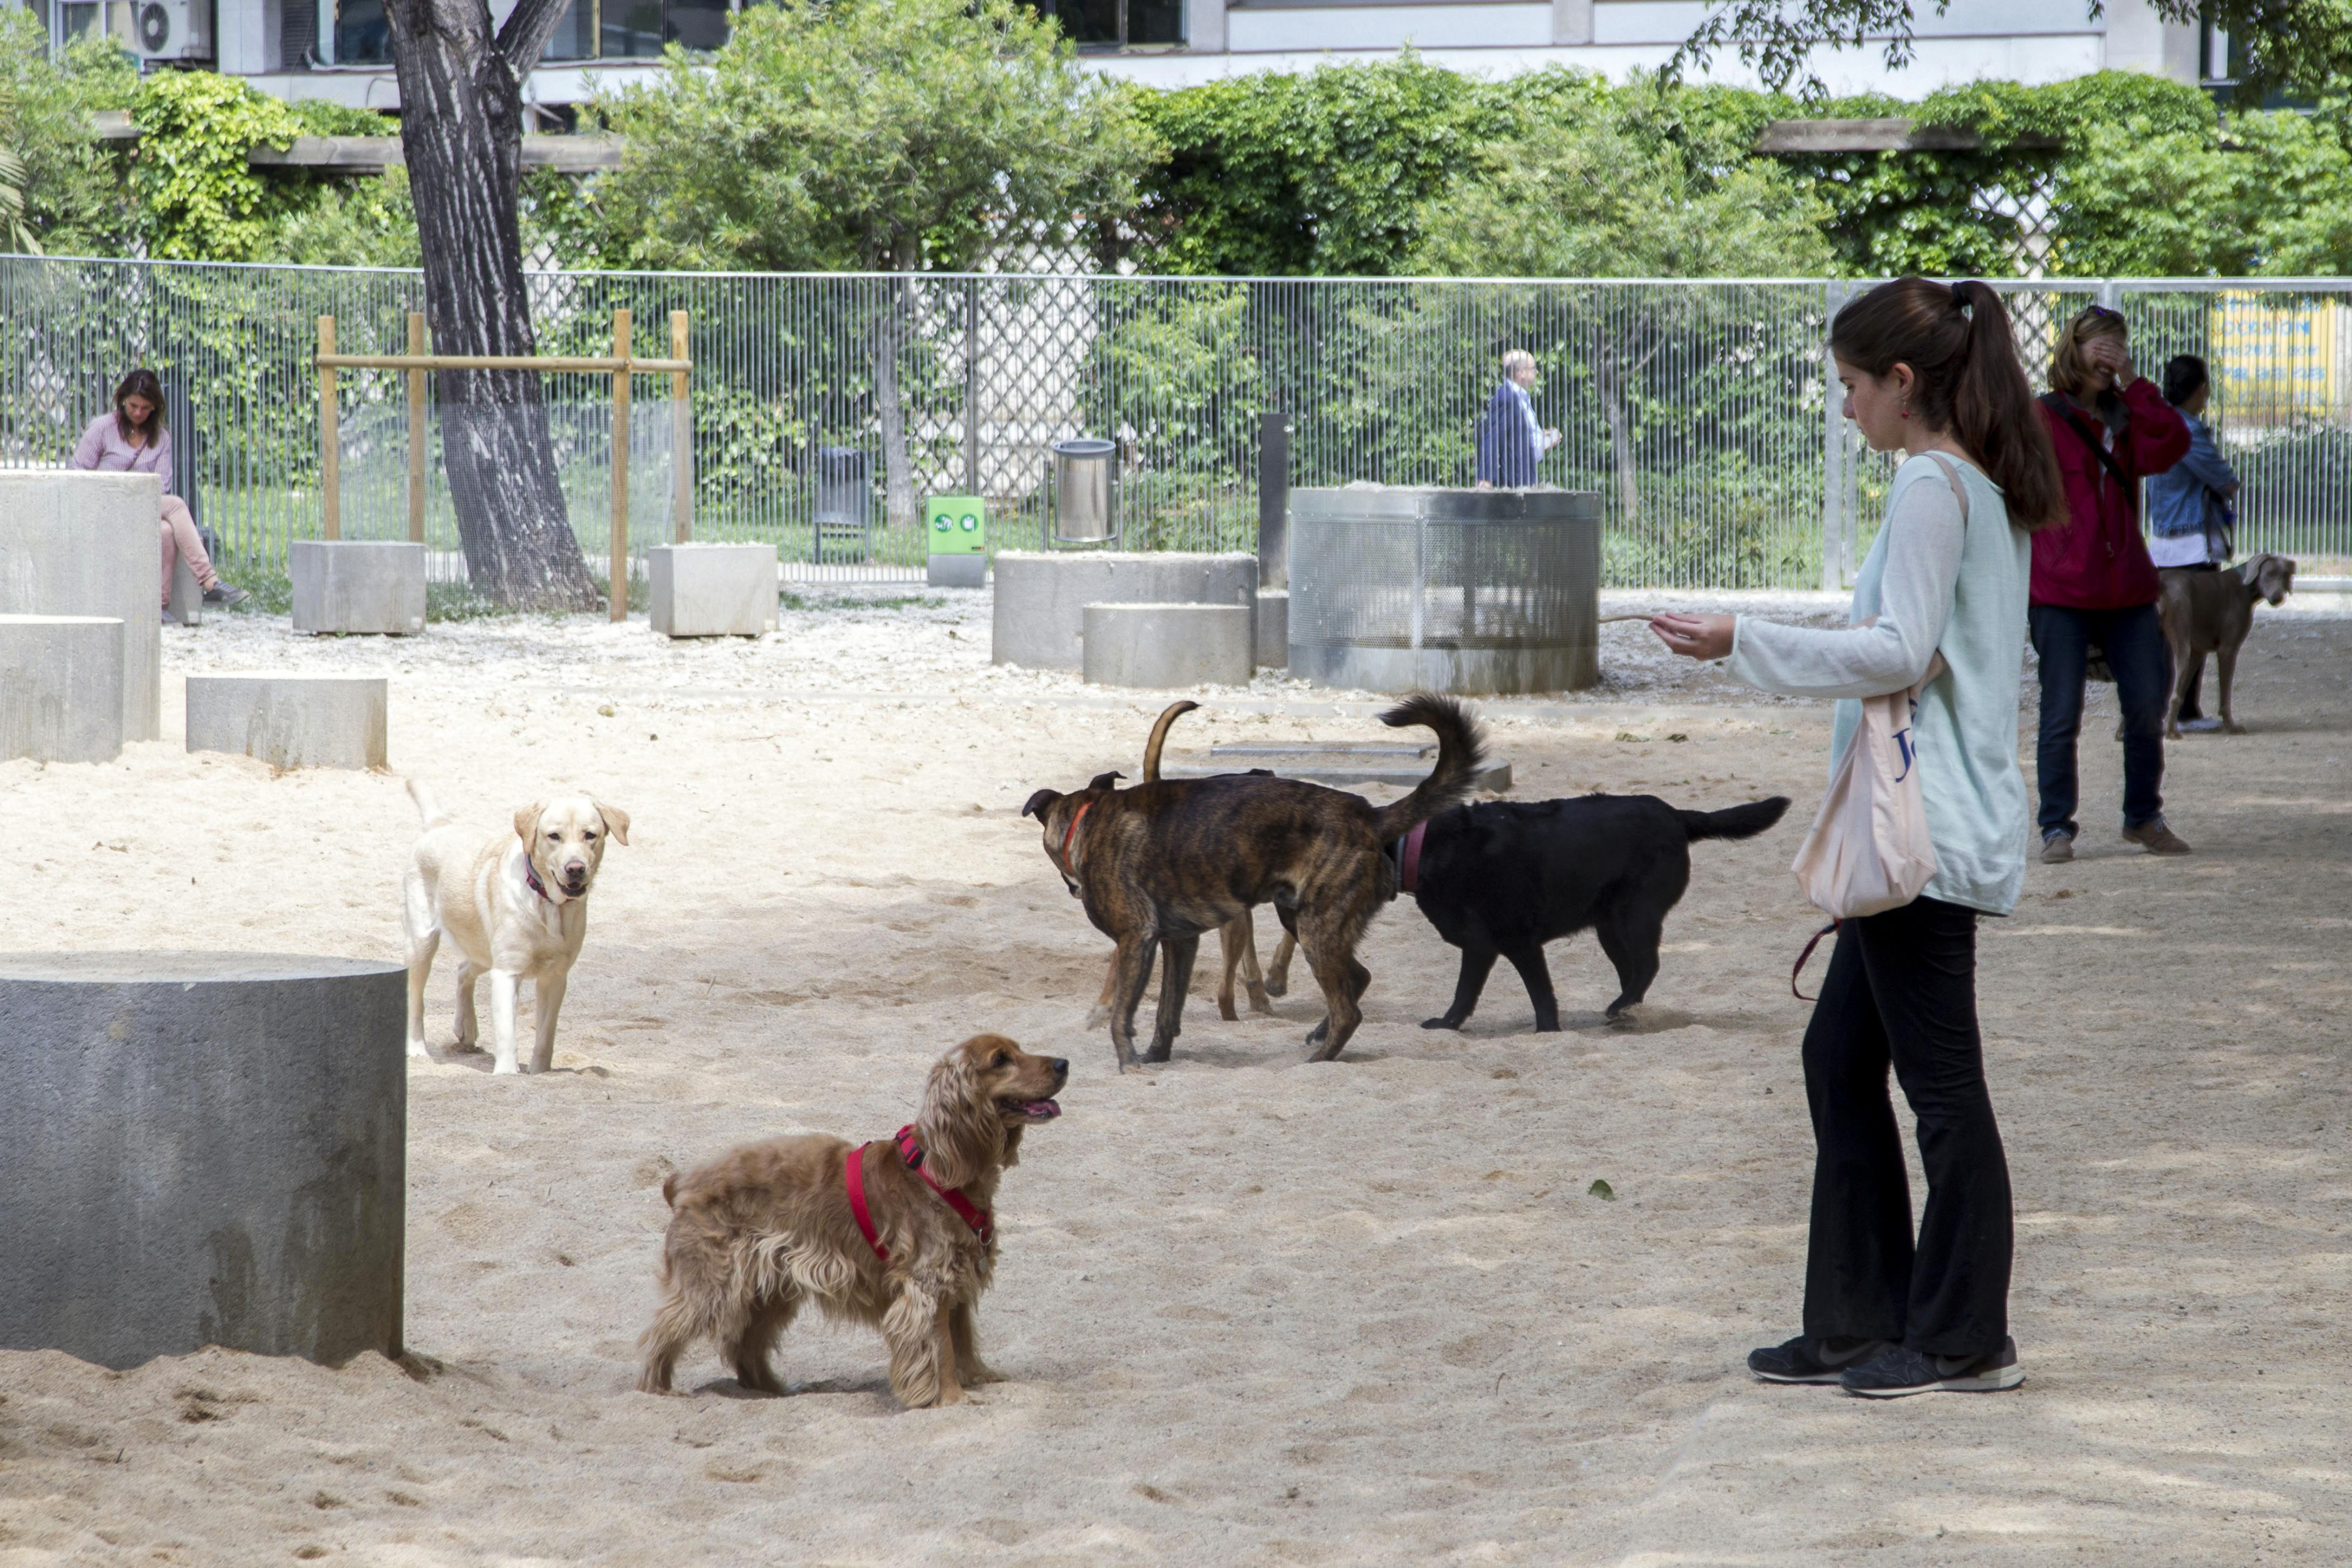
592,800,630,846
1086,771,1125,793
513,801,546,846
914,1039,1001,1191
1020,789,1061,821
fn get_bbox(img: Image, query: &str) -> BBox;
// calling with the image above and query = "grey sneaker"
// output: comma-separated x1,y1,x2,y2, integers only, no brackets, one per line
1747,1334,1887,1385
2040,832,2074,864
1840,1337,2024,1398
2122,819,2192,855
202,583,249,608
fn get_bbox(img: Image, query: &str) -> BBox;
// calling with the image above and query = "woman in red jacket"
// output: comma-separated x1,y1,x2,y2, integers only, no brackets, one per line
2030,307,2191,862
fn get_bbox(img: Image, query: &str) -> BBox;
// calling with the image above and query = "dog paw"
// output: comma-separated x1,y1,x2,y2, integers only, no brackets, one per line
1083,1007,1110,1030
406,1041,433,1059
1421,1017,1461,1031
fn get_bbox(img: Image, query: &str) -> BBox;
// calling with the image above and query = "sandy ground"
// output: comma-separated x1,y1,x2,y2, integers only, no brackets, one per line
2,586,2348,1566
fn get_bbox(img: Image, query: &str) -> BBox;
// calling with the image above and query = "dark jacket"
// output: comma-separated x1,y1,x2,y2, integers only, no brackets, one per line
1475,382,1541,487
2031,377,2189,610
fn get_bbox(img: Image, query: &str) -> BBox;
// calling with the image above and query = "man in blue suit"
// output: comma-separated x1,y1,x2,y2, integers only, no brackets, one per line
1475,349,1560,488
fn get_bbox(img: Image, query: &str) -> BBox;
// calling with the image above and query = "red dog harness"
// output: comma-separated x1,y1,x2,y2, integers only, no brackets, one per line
845,1125,994,1263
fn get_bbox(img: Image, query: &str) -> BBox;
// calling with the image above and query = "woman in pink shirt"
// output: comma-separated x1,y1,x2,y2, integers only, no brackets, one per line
71,369,246,610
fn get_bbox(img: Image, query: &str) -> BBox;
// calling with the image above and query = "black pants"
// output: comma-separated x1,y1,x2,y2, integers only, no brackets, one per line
2029,601,2170,840
1801,897,2012,1358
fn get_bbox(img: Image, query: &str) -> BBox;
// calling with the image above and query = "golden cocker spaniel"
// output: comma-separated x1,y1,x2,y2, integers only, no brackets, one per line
637,1034,1067,1408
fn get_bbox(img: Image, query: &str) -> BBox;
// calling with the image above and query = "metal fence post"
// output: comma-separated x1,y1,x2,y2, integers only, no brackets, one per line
670,309,691,544
406,312,426,545
1819,282,1845,592
318,314,339,543
610,307,630,622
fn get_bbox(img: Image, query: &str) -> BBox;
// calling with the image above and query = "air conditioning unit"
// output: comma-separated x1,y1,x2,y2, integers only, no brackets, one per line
131,0,212,61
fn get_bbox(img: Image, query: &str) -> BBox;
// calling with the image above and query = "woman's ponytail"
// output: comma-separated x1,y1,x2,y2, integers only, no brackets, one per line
1829,278,2066,532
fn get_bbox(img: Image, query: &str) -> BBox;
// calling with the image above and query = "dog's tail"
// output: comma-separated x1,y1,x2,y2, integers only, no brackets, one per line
1140,700,1199,783
406,777,453,829
1678,797,1791,842
1372,694,1488,842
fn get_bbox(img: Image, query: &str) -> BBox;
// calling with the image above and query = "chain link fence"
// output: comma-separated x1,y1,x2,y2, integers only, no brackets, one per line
3,256,2347,593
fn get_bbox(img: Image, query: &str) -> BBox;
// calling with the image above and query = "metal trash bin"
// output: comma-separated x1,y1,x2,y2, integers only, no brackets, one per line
814,446,869,563
1289,487,1602,694
1050,437,1117,544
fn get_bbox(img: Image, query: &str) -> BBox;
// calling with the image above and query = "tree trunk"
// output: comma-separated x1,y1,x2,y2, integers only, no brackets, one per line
383,0,599,610
874,273,918,533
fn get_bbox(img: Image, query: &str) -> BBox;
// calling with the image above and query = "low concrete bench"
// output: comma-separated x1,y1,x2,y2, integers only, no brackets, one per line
993,551,1258,670
0,614,125,763
0,470,162,741
292,540,427,636
0,951,407,1368
1081,602,1254,689
187,674,388,770
648,543,779,637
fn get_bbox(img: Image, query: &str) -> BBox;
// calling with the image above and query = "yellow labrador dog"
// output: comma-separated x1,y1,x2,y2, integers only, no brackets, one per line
403,780,629,1075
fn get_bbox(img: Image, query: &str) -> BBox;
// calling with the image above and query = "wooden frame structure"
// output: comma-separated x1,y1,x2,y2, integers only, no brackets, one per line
316,307,693,621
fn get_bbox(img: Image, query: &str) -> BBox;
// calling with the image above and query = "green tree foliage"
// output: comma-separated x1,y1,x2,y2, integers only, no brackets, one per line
1414,82,1834,278
129,68,302,260
0,12,136,256
1672,0,2352,109
593,0,1154,271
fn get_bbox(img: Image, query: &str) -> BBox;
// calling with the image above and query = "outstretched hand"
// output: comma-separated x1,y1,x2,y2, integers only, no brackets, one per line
1649,613,1734,661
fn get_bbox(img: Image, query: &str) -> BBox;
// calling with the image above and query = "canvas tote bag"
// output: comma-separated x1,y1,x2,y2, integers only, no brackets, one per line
1790,454,1968,921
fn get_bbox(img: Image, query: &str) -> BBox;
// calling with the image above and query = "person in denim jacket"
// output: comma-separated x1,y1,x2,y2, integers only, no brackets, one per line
2145,353,2241,730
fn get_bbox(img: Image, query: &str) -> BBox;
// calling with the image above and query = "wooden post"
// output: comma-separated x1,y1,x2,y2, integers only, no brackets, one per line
318,315,339,541
670,309,691,544
610,307,630,622
406,312,427,545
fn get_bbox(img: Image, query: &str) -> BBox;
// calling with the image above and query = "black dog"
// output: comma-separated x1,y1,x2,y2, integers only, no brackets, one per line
1404,793,1790,1032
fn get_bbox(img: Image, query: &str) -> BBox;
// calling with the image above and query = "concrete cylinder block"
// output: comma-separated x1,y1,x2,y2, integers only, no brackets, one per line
0,951,407,1369
1255,589,1289,670
186,675,388,770
1082,602,1254,690
0,614,126,763
290,540,427,636
648,543,779,637
0,470,164,741
992,551,1258,671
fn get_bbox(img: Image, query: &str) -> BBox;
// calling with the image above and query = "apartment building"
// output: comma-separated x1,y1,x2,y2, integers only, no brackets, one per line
9,0,2224,112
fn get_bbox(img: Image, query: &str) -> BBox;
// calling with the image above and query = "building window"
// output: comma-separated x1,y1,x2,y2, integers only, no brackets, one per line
1034,0,1182,49
333,0,390,64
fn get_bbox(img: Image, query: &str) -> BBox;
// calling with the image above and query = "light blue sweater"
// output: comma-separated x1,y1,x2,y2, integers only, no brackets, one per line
1729,453,2032,916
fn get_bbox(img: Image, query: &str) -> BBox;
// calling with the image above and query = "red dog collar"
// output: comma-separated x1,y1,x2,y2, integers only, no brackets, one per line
523,860,559,905
846,1125,994,1264
1398,820,1428,895
1061,799,1094,874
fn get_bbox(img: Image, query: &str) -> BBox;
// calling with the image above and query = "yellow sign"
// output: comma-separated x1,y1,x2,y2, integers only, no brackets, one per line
2209,293,2341,426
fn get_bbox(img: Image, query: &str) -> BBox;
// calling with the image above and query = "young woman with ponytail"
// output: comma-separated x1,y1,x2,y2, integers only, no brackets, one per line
1650,278,2062,1398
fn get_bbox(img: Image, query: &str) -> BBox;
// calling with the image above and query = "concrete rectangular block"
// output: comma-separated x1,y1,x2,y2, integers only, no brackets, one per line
1082,602,1254,689
291,540,426,636
993,551,1257,670
648,543,779,637
169,555,201,626
0,614,126,763
927,553,987,588
0,470,163,741
1255,589,1288,668
187,675,387,770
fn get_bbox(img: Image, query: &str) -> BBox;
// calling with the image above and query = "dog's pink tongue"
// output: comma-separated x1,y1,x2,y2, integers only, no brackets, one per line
1015,1099,1061,1121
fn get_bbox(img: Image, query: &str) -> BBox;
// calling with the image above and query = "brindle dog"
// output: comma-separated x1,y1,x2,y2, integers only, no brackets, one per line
1023,694,1486,1071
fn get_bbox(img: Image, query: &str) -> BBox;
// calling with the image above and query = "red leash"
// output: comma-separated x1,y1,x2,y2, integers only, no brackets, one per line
1791,920,1839,1001
846,1125,994,1264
